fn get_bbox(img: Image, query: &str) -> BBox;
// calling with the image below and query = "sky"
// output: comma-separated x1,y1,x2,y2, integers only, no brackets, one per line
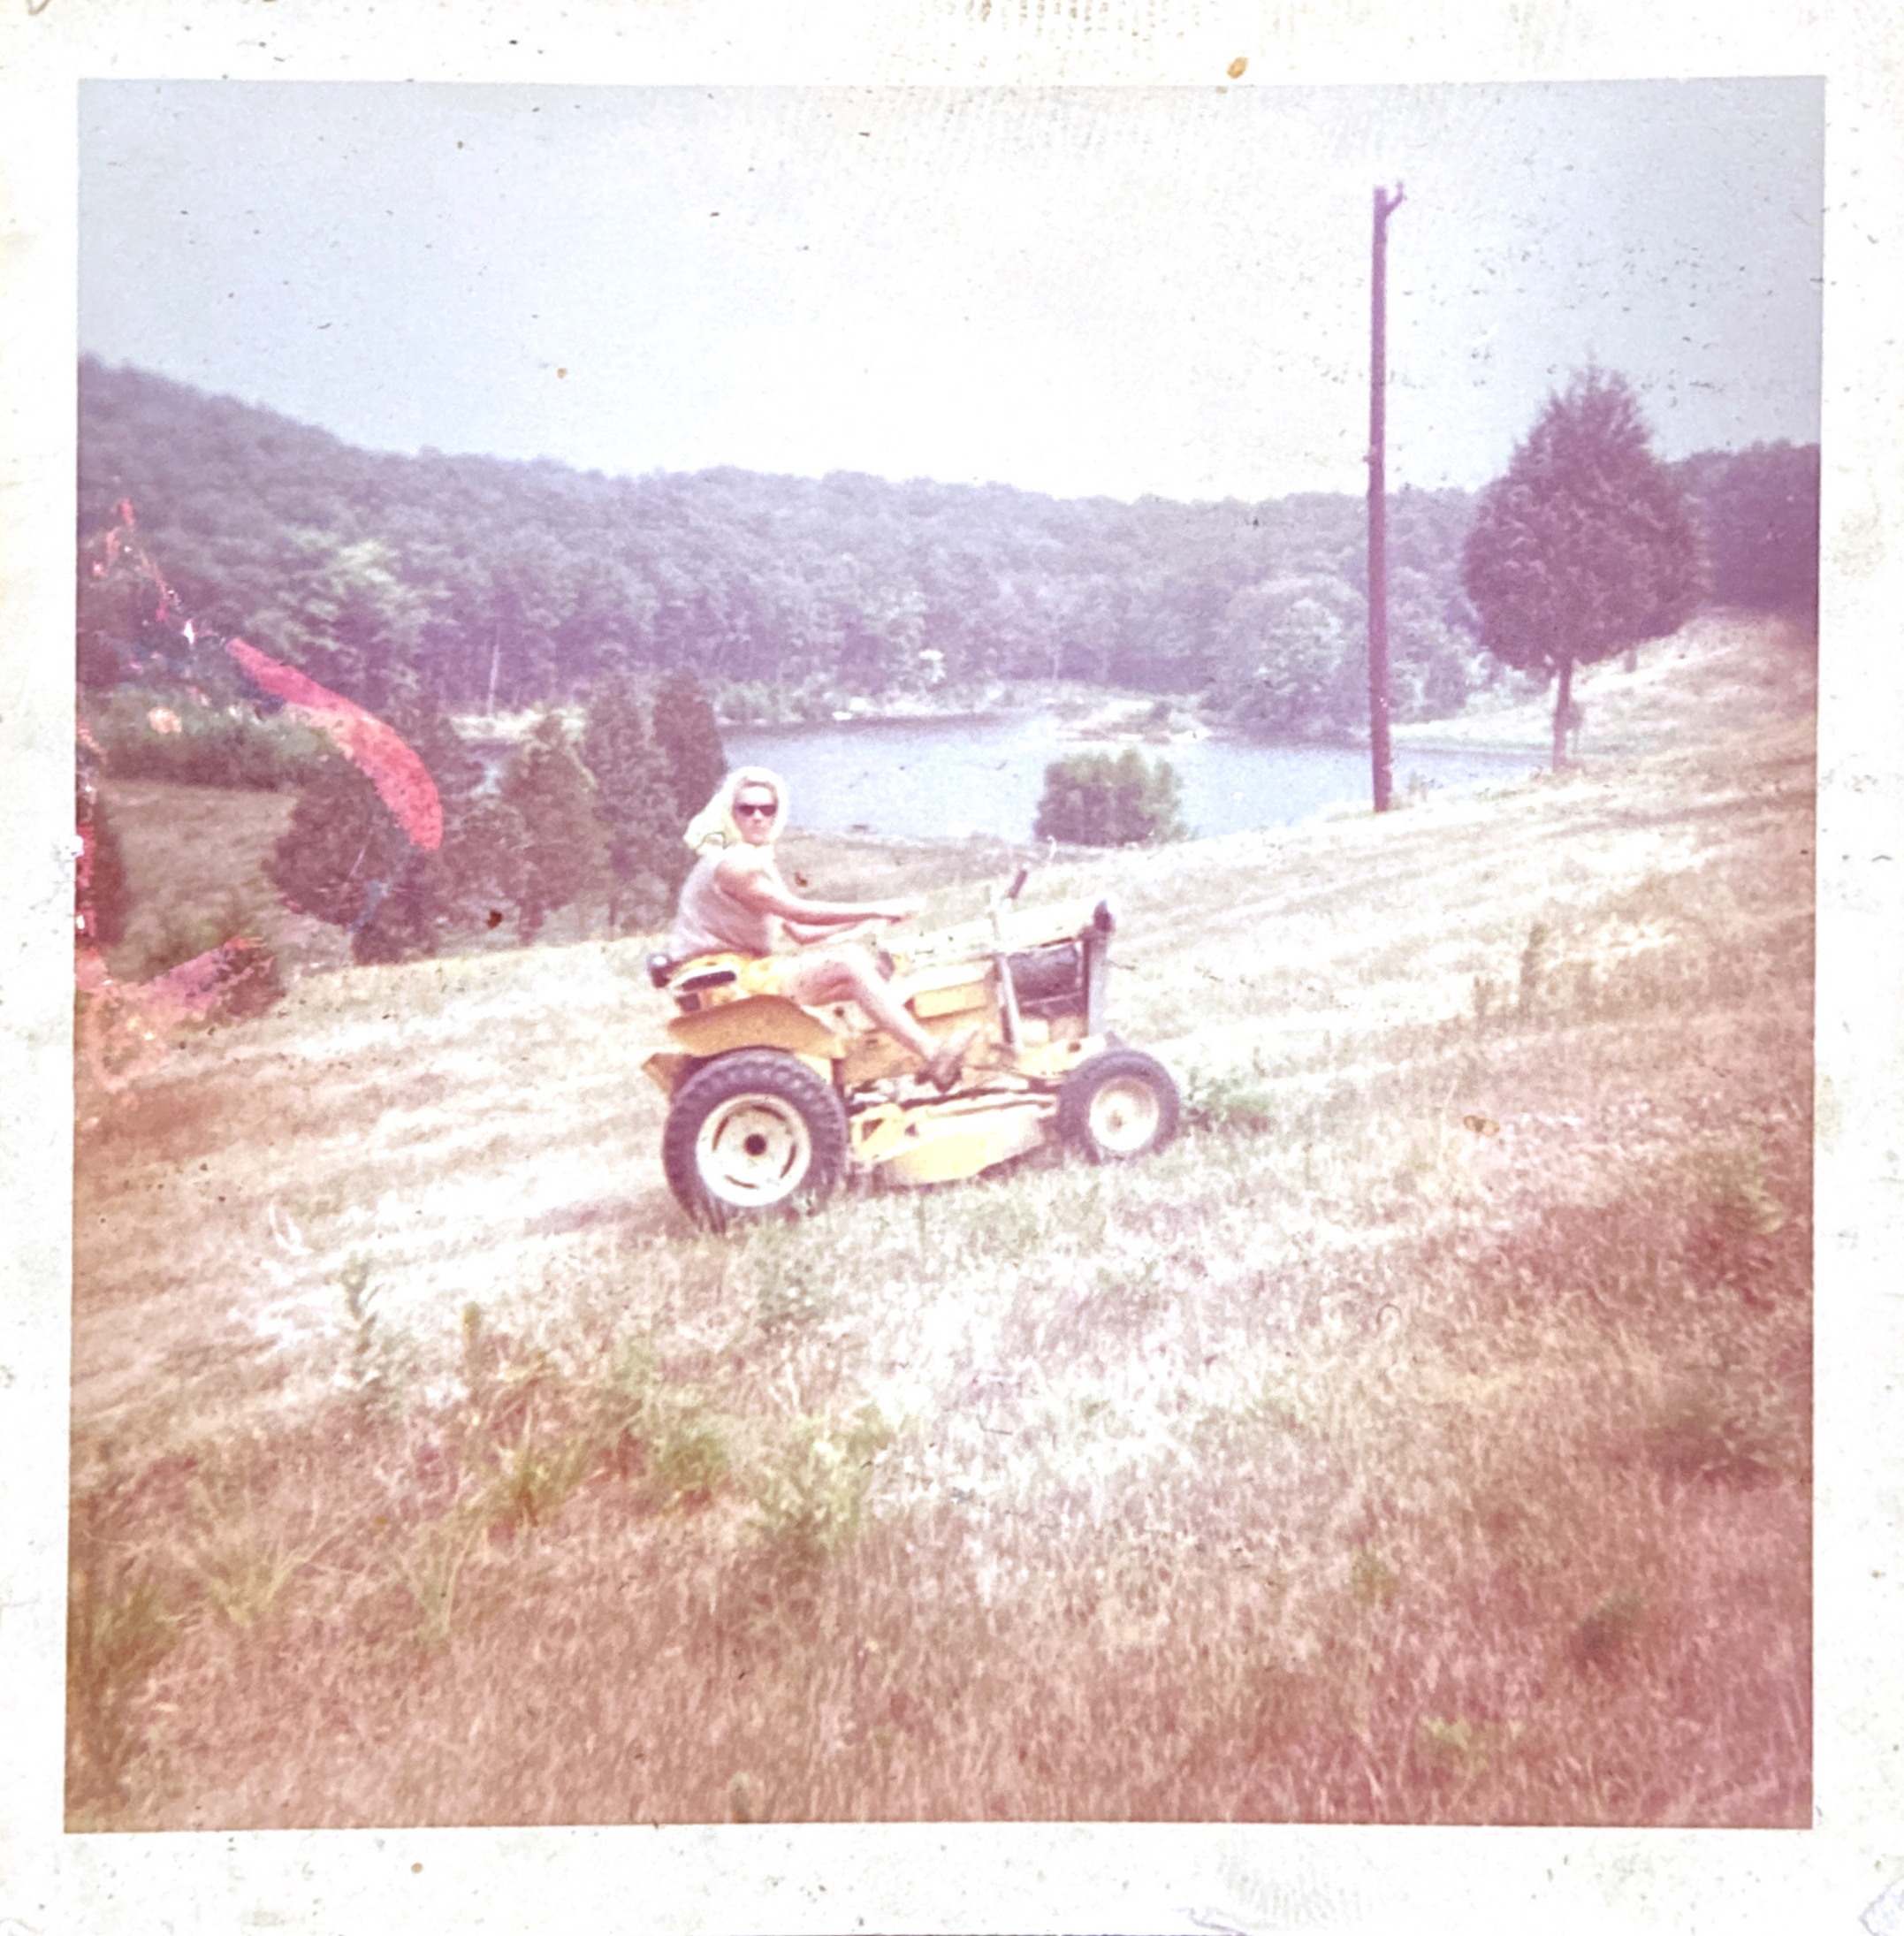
79,79,1823,504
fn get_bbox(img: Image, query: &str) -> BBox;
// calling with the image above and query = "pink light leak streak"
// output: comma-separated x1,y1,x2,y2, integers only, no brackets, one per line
225,637,443,850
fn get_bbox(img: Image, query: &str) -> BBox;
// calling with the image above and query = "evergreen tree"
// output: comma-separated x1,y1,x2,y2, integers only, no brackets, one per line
420,694,531,949
500,713,610,940
1462,369,1702,770
266,756,416,964
581,675,689,934
1034,748,1189,846
1695,442,1819,621
651,668,727,823
438,795,530,940
258,690,530,964
349,699,494,960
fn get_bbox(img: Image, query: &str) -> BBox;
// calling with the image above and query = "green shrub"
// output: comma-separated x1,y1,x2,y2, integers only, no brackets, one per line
748,1405,892,1576
1180,1058,1279,1133
1034,747,1190,846
649,1409,732,1504
89,687,330,791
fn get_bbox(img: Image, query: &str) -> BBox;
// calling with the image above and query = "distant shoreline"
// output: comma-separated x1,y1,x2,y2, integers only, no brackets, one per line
452,612,1813,768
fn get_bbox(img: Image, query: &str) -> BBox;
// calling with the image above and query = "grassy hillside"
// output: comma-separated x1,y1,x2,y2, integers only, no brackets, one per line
71,700,1812,1828
1392,607,1816,756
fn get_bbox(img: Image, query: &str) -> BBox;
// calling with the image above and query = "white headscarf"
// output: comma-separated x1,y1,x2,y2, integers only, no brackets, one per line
682,766,789,857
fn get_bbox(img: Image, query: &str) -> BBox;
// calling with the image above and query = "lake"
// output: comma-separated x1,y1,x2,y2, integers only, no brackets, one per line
726,713,1536,842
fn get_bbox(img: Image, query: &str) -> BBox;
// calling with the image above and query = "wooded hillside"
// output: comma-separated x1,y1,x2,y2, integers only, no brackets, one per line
78,361,1479,731
78,359,1816,735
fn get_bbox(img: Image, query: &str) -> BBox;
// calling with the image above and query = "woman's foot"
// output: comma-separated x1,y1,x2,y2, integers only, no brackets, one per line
920,1026,979,1091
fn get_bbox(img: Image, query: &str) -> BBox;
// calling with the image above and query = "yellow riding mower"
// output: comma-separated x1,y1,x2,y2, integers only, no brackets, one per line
643,872,1180,1229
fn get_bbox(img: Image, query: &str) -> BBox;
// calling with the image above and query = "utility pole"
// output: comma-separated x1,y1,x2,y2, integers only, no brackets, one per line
1367,181,1405,813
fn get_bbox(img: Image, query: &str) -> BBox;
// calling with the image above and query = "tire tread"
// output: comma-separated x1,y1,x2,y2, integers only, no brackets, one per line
1055,1048,1181,1163
662,1050,849,1229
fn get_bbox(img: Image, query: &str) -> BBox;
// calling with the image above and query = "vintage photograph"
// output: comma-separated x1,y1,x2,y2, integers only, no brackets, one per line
68,78,1819,1832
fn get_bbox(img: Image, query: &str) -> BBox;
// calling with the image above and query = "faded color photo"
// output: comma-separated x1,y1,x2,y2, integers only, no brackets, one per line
72,80,1818,1828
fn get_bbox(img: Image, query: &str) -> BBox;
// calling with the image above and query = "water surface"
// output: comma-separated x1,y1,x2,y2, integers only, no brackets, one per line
727,713,1535,842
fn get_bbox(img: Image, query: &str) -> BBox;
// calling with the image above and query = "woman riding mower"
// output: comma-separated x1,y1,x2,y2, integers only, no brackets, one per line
666,767,978,1091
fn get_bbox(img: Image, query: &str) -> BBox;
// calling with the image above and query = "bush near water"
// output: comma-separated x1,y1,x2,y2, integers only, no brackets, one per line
1034,747,1191,847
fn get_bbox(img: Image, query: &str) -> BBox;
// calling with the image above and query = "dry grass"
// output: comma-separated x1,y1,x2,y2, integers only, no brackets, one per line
1392,607,1817,755
71,675,1812,1828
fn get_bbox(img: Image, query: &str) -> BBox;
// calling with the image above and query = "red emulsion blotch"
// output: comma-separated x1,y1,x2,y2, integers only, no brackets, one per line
141,938,279,1025
225,637,444,850
73,935,280,1094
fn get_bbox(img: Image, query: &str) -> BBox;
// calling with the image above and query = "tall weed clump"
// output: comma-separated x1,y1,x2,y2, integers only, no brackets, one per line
746,1405,893,1583
65,1486,178,1817
1179,1047,1280,1134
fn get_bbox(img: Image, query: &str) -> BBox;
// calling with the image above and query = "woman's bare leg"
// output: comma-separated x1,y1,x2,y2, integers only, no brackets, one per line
779,948,974,1083
779,949,932,1056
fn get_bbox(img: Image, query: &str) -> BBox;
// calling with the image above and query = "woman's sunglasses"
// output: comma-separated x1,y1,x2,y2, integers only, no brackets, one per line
735,800,777,819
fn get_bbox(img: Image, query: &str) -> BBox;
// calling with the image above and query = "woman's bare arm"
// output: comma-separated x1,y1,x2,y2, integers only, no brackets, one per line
715,850,918,927
783,917,852,946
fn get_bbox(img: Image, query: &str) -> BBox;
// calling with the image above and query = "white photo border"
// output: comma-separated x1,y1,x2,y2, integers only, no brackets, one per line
4,4,1898,1932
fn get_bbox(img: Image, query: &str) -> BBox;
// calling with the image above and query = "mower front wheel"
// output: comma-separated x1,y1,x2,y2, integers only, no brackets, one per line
662,1050,849,1230
1055,1048,1181,1164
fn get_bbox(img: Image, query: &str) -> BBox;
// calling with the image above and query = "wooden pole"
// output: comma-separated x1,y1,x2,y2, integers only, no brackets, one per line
1367,182,1405,813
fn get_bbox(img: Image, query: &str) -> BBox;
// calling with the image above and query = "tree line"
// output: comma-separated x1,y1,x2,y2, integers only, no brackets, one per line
80,361,1815,745
66,362,1428,736
264,670,728,963
81,633,729,967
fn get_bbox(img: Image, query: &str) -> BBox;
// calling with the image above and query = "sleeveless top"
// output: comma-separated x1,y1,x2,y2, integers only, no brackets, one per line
668,851,779,961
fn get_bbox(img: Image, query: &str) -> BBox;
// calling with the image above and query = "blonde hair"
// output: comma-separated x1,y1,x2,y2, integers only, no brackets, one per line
682,766,789,857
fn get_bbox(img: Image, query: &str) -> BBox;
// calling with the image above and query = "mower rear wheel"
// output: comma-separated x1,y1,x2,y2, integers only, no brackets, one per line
1055,1048,1181,1163
662,1050,849,1229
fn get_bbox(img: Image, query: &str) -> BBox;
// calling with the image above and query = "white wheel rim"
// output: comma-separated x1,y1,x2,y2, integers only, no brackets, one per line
1087,1077,1161,1155
696,1096,814,1207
